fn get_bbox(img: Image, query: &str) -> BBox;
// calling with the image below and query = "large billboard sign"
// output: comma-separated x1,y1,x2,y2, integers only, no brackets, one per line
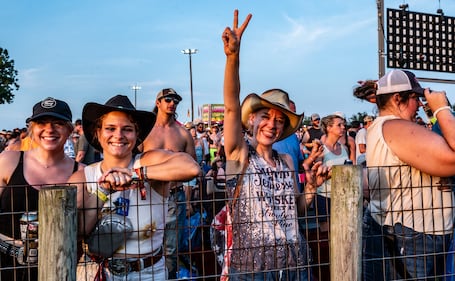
387,8,455,73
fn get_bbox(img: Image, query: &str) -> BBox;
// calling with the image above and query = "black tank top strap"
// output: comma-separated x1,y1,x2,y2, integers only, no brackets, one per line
18,151,25,164
8,151,26,186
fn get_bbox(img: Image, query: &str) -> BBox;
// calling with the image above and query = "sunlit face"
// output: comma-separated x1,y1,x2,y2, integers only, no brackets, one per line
96,111,138,158
156,95,179,114
250,108,286,145
327,117,346,138
30,117,72,151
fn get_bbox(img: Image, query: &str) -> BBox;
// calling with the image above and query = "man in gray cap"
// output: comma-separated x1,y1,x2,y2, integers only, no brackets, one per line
302,113,324,150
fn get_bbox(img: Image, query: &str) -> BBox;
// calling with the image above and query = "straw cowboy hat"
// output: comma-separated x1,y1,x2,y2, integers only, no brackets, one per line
82,95,156,151
241,89,304,141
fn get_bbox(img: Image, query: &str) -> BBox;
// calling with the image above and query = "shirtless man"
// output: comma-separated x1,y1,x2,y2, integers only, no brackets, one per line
141,88,197,279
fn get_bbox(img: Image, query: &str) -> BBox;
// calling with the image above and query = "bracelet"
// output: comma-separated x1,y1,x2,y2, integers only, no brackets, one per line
96,186,110,202
135,166,148,180
433,106,452,118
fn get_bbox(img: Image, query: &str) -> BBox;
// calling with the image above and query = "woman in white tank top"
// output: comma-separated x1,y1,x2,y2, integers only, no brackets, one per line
69,95,200,280
355,70,455,280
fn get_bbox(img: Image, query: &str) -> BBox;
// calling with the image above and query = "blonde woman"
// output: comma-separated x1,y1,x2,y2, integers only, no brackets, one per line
0,97,83,280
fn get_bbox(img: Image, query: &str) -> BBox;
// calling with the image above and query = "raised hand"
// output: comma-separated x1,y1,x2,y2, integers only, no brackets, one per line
222,9,252,56
424,89,451,115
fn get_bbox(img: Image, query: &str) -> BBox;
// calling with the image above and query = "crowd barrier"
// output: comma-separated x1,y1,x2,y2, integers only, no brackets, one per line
1,165,454,280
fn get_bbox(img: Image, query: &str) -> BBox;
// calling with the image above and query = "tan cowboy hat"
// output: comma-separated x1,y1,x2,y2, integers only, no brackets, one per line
241,89,303,141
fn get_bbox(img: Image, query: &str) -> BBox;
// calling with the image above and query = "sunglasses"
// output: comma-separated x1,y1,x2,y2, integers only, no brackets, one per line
163,97,180,105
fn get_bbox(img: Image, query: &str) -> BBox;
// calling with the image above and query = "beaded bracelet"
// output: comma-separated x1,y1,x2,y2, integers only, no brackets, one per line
433,106,452,118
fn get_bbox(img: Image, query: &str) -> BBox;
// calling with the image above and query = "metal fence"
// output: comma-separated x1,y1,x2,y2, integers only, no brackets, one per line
1,165,454,280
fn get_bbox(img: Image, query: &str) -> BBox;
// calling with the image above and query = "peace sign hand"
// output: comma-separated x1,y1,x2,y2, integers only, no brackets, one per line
222,10,252,56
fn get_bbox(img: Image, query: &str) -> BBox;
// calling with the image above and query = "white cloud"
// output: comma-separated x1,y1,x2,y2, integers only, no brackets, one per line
19,67,43,88
275,13,376,53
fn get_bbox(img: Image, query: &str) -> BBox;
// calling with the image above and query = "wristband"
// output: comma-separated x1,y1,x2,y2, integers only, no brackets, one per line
433,106,452,118
135,166,148,180
96,186,110,202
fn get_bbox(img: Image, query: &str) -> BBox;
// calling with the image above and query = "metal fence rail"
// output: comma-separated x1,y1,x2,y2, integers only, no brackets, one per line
1,165,454,280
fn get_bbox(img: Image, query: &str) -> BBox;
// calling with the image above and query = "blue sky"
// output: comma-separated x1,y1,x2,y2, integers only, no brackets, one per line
2,0,455,129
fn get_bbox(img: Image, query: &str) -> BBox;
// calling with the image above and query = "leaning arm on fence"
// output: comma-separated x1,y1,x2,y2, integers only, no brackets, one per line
71,167,134,237
135,149,200,182
72,150,200,236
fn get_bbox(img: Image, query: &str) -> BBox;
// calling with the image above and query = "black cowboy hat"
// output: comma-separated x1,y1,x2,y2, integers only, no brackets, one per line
82,95,155,151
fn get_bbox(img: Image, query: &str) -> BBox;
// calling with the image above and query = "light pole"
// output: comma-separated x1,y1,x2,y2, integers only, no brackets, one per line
181,48,198,122
132,84,141,108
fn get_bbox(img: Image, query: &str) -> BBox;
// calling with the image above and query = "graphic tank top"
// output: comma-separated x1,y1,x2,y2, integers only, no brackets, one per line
229,146,305,272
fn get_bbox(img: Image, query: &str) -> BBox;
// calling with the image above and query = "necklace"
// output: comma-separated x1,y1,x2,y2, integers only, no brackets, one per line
34,154,66,169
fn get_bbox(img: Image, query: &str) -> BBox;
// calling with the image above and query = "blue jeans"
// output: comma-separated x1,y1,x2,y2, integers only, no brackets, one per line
164,188,187,279
362,208,451,280
229,267,309,281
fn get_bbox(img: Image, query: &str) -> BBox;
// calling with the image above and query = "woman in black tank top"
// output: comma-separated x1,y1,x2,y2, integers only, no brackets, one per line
0,97,80,281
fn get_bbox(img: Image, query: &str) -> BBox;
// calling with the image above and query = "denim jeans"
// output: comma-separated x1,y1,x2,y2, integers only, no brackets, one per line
164,188,187,279
229,267,309,281
362,208,451,280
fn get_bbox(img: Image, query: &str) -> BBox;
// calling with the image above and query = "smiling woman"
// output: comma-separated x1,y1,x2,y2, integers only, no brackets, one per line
0,97,83,281
221,10,332,281
70,95,200,280
94,111,138,157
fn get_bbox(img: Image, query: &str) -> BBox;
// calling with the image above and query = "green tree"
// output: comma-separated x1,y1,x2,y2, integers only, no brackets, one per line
302,116,312,126
349,112,369,124
0,48,19,104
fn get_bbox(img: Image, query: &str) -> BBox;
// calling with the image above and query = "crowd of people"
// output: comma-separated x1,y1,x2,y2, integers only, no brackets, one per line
1,9,455,281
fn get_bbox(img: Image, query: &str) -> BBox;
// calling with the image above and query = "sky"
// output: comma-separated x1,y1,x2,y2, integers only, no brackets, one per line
2,0,455,129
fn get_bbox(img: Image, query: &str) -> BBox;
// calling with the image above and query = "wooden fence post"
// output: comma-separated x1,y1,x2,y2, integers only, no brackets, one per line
38,186,77,281
330,165,363,281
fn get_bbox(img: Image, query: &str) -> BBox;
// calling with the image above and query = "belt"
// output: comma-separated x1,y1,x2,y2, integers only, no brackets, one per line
107,248,163,275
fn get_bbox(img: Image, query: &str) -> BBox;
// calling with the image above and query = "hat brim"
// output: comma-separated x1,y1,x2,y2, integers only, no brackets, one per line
28,112,72,122
241,93,303,141
82,102,156,152
413,87,425,97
